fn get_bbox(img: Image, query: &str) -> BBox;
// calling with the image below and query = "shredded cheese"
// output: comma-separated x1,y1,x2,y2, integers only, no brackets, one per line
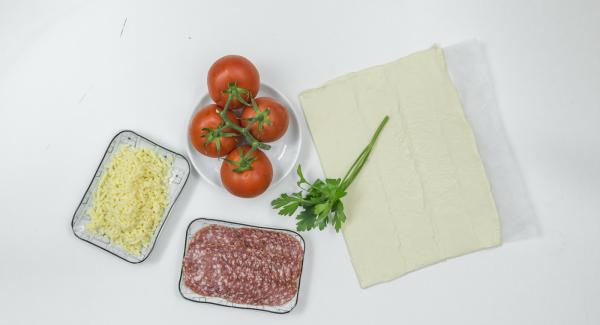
86,145,172,256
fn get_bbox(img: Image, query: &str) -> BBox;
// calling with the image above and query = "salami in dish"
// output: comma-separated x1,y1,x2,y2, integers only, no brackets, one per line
182,224,304,306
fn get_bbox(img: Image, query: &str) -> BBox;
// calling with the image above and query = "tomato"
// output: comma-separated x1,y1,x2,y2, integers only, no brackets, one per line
240,97,289,142
208,55,260,109
220,145,273,198
189,104,240,157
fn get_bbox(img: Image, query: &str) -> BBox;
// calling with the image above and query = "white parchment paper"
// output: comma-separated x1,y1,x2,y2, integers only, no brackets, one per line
444,41,540,242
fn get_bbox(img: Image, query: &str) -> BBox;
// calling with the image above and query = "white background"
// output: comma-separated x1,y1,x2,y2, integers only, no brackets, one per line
1,1,599,324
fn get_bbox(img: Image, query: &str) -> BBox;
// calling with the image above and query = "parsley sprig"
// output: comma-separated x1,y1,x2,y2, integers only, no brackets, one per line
271,116,389,232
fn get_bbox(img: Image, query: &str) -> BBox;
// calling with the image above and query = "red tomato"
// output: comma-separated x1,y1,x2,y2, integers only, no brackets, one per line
189,104,240,157
240,97,289,142
220,145,273,198
207,55,260,109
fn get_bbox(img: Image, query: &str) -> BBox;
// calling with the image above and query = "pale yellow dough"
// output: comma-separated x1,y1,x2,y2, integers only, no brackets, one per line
299,47,502,288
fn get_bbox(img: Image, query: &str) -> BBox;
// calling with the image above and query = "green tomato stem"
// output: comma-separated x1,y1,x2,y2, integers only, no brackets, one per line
209,84,271,173
217,85,270,151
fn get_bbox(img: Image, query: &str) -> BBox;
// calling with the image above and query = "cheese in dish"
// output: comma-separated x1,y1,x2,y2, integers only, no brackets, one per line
86,145,172,256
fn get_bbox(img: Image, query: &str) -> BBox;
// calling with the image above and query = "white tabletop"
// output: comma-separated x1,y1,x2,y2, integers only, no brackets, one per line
1,1,599,324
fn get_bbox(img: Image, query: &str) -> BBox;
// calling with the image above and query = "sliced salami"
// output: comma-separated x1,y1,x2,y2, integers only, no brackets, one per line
183,224,303,306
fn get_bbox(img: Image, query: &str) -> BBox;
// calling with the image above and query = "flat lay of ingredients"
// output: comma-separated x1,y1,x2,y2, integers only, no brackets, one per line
72,43,536,311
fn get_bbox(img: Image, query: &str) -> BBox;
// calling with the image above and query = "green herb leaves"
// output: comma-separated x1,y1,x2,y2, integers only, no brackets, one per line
271,116,389,232
271,166,348,232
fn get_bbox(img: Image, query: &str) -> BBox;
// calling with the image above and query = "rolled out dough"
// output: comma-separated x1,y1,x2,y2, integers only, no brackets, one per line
299,46,501,288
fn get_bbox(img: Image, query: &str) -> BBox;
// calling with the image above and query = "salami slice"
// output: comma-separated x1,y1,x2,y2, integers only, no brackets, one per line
183,224,304,306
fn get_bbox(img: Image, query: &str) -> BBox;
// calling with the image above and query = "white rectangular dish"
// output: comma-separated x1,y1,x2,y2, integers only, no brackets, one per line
71,130,190,263
178,218,305,314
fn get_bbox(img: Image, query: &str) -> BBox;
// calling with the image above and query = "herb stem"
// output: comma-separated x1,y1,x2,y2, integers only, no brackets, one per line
341,116,389,190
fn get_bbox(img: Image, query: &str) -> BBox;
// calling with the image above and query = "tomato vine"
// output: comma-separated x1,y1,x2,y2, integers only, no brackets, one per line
201,83,269,172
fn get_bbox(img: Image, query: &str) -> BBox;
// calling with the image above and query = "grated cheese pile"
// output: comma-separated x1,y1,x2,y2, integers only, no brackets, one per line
87,145,172,256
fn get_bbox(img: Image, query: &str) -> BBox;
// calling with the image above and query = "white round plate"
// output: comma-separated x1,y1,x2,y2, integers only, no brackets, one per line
186,83,302,191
